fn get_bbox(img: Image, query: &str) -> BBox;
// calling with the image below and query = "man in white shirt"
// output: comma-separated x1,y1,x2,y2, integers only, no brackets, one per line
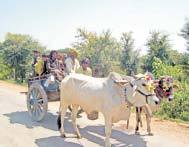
65,48,80,74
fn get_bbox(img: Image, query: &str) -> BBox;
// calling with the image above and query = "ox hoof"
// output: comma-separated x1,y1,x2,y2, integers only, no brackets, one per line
148,132,154,136
60,132,66,138
105,143,111,147
77,134,82,139
135,131,140,135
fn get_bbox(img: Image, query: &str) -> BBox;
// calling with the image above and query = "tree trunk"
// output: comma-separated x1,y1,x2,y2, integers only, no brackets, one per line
13,68,16,81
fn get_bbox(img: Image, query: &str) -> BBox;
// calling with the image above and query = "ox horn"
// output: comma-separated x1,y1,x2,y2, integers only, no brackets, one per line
114,79,128,85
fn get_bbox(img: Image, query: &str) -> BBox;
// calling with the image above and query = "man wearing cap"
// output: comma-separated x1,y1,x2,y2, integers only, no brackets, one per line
65,48,80,74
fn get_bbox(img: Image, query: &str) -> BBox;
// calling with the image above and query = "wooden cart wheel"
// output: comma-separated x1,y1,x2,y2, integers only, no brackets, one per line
27,82,48,121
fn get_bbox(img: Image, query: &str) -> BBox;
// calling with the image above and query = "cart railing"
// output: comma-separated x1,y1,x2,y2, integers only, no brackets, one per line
28,74,51,82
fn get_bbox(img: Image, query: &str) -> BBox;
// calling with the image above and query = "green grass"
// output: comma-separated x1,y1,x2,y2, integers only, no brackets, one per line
154,113,189,124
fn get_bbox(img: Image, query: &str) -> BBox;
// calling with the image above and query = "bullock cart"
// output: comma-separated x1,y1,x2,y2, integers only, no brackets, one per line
26,74,82,121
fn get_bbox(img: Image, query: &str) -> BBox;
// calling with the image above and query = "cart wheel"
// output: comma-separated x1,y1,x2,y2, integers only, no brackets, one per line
27,82,48,121
68,105,84,116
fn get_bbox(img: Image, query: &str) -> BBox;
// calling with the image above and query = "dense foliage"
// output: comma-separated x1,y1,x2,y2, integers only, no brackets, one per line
0,33,45,82
152,57,189,122
155,83,189,122
73,28,122,76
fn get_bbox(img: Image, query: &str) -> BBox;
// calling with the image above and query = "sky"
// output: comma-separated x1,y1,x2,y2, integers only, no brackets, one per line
0,0,189,54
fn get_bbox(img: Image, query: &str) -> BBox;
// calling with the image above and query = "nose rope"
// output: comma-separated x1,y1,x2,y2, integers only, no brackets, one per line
124,87,127,102
123,87,132,107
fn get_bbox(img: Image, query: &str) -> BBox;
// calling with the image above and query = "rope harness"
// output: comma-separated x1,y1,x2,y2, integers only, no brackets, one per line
129,82,155,104
117,77,156,105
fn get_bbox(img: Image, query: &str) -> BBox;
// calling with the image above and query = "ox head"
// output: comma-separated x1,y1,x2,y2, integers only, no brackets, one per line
109,72,159,106
132,73,159,105
154,76,175,102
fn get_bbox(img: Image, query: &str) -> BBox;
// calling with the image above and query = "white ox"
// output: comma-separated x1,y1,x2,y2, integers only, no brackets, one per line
57,72,159,147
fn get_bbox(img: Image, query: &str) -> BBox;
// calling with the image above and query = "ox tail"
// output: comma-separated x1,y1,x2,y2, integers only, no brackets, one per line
126,119,129,129
57,78,64,130
57,114,61,130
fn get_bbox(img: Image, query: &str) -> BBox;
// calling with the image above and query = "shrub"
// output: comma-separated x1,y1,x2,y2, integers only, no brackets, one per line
155,83,189,122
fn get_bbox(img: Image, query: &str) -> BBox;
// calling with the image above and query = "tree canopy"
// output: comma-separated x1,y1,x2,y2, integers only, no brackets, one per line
145,31,172,71
120,32,139,75
0,33,45,82
180,18,189,51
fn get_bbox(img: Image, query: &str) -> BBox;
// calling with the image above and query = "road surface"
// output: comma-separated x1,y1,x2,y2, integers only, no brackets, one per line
0,81,189,147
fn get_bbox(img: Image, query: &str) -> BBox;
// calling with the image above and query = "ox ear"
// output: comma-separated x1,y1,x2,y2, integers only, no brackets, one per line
173,82,179,90
153,80,159,86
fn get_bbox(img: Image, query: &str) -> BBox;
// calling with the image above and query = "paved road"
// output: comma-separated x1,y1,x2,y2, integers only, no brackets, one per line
0,81,189,147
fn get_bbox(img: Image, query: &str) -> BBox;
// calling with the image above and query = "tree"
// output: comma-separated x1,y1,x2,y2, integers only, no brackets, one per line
120,32,139,75
0,33,45,82
0,42,12,79
180,18,189,51
152,57,183,80
73,28,121,76
145,31,172,71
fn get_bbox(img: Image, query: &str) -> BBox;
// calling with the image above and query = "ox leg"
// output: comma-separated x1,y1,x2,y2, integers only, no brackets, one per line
144,106,153,136
71,105,81,139
135,107,140,135
104,116,112,147
60,104,68,137
145,113,153,135
139,107,143,127
126,105,132,129
126,119,129,129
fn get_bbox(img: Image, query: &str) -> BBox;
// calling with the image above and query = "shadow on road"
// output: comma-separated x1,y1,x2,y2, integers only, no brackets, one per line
4,111,72,131
35,136,82,147
4,111,147,147
80,125,147,147
35,125,147,147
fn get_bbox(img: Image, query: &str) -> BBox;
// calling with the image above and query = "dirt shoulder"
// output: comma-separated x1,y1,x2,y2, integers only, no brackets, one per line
115,114,189,145
0,80,28,92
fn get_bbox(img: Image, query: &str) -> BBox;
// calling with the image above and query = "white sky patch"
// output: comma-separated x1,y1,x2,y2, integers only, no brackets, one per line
0,0,188,54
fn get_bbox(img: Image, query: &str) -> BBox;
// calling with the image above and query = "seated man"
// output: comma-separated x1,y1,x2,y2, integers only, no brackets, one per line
57,53,66,75
32,50,40,67
32,50,41,76
65,48,80,74
46,50,64,81
80,57,92,76
34,56,44,76
41,54,49,75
